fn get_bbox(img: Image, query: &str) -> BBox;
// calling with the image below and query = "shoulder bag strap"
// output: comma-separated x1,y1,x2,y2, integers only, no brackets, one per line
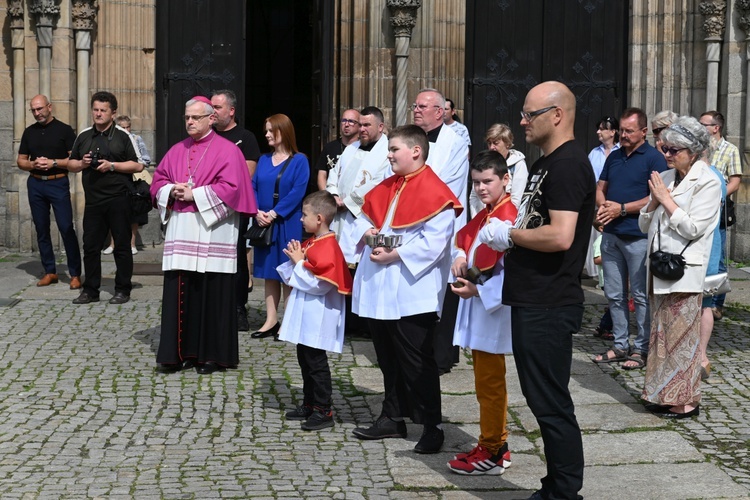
272,155,294,209
657,220,693,256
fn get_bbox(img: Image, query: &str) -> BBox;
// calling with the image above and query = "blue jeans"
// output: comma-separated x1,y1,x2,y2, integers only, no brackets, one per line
601,233,650,354
27,176,82,277
712,227,727,309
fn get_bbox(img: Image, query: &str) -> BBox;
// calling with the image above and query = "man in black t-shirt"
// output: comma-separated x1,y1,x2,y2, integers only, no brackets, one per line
315,109,360,191
17,95,82,289
68,91,144,305
211,89,262,331
480,82,594,500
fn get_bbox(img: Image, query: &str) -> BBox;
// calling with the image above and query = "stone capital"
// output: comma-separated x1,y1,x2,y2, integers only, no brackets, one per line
387,0,422,38
28,0,60,27
72,0,99,31
699,0,726,38
737,0,750,36
8,0,24,30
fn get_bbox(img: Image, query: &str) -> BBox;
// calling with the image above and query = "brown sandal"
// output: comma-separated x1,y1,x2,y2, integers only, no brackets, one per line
622,352,647,370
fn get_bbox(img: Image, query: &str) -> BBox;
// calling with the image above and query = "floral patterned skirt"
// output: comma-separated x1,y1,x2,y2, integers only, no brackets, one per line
642,292,702,406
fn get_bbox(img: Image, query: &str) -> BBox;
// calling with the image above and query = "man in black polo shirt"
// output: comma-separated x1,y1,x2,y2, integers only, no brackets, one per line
68,91,144,305
211,89,261,331
315,109,360,190
17,95,82,289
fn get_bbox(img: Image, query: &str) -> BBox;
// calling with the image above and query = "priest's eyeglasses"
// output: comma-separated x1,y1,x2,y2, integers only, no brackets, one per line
184,114,211,122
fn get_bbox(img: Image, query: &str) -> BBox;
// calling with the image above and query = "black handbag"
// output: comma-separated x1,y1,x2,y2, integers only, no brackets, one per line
129,178,153,216
245,219,273,247
243,155,293,246
649,222,692,281
720,196,736,228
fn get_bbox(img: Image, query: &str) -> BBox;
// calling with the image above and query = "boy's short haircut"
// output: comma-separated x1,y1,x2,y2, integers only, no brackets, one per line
389,124,429,160
470,150,509,178
303,190,337,225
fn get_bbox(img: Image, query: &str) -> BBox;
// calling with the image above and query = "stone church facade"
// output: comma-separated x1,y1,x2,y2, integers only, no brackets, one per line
1,0,749,258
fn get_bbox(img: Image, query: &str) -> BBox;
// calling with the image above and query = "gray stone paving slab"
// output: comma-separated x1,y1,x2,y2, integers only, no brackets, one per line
0,249,748,498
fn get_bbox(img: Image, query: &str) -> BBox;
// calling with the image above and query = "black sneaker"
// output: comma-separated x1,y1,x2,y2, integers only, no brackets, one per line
301,408,334,431
414,425,444,454
237,307,250,332
285,405,313,421
352,415,407,440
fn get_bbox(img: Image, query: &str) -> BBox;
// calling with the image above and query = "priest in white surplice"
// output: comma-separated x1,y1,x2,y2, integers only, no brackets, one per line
326,106,391,265
412,88,471,375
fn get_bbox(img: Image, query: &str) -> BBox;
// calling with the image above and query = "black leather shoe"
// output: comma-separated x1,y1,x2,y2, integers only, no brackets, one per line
181,358,196,370
659,406,700,419
645,403,671,413
251,322,280,339
156,363,181,373
413,425,444,454
73,291,100,304
352,415,407,440
195,361,226,375
109,292,130,304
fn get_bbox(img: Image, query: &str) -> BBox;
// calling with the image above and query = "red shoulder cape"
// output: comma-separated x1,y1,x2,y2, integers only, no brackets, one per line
455,195,517,271
360,165,463,229
302,233,353,295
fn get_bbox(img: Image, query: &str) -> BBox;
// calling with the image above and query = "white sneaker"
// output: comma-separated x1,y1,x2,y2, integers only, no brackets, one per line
102,246,114,255
131,247,138,255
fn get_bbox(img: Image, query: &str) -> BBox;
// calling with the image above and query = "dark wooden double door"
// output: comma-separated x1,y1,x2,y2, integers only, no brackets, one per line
466,0,629,159
155,0,333,162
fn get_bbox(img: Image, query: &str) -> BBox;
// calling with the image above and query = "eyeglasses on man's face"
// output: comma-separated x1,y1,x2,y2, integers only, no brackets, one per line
341,118,359,126
699,121,718,127
520,106,557,122
411,103,441,112
184,114,211,122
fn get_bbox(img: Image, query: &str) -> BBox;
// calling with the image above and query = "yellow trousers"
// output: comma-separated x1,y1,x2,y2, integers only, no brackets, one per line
472,349,508,455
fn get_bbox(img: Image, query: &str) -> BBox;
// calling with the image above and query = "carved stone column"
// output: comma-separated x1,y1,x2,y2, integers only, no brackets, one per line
700,1,726,111
72,0,98,132
9,0,25,143
29,0,60,99
737,0,750,163
387,0,421,126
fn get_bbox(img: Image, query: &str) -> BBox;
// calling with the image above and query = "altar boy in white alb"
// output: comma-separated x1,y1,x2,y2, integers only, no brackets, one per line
277,191,353,431
349,125,463,455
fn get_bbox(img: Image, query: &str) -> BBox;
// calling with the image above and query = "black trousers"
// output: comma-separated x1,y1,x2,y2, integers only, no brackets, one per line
512,305,585,500
432,288,460,371
81,195,132,296
296,344,332,409
368,313,441,426
344,266,368,335
235,215,250,310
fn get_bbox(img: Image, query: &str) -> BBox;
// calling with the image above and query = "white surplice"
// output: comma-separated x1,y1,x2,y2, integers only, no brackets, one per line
156,184,238,273
350,197,455,320
451,239,512,355
276,260,346,353
426,125,470,230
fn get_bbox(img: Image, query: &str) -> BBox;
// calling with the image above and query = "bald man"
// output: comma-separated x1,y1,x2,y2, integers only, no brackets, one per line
479,81,593,500
316,109,361,190
17,95,82,289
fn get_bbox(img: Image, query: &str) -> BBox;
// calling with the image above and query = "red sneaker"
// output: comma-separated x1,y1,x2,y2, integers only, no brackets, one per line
448,444,510,475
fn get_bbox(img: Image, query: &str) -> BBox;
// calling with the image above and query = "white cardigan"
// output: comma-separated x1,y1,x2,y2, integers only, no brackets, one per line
638,160,722,294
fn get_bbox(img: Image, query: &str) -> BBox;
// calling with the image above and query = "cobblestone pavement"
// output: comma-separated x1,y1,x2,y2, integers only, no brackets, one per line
0,250,747,499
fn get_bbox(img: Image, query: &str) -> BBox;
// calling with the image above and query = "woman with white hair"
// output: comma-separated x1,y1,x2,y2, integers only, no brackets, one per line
638,116,722,419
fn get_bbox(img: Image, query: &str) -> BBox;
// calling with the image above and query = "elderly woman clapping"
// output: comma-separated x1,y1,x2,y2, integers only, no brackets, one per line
638,116,722,419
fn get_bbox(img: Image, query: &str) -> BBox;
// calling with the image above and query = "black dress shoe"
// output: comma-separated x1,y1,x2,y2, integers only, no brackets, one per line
195,361,226,374
413,425,444,454
109,292,130,304
156,363,181,373
352,415,407,440
181,358,196,370
659,406,700,419
251,322,280,339
645,403,671,413
73,291,100,304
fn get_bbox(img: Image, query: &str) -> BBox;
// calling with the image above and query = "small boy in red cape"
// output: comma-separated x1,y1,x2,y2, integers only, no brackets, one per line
349,125,463,454
276,191,353,431
447,150,517,476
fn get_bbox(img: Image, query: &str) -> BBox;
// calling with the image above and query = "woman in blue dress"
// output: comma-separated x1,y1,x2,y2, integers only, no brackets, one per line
251,114,309,338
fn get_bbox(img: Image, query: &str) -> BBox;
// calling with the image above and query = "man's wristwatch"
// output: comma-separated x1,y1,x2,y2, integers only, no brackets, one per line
110,162,115,172
52,160,58,169
507,229,514,248
620,203,627,217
